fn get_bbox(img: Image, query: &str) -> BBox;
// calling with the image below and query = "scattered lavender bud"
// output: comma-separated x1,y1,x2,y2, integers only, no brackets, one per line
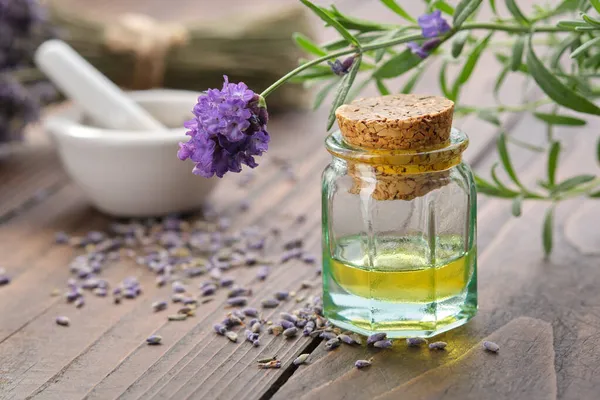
226,331,238,342
74,297,85,308
280,320,295,330
112,287,122,296
293,353,309,365
256,266,270,281
406,337,428,347
220,277,235,287
146,335,162,345
338,334,359,345
245,329,259,343
183,297,198,306
200,285,217,297
252,339,260,347
300,281,313,289
222,315,244,328
232,309,246,320
367,333,387,346
315,266,322,276
280,312,298,323
429,341,447,350
374,339,393,349
301,254,316,264
483,341,500,353
320,331,338,340
185,267,205,278
326,338,341,350
65,289,81,303
251,322,262,333
295,319,307,328
178,306,195,316
123,289,137,299
55,231,70,244
242,307,259,318
274,291,289,301
155,275,168,287
213,323,227,335
303,321,315,336
258,360,281,369
268,325,284,336
228,287,251,298
284,238,303,250
152,301,168,312
295,214,306,224
261,298,280,308
171,281,186,293
283,327,298,338
56,316,70,326
257,356,277,363
355,359,372,369
0,275,11,286
227,296,248,307
81,278,99,290
168,314,187,321
313,305,323,316
171,293,186,303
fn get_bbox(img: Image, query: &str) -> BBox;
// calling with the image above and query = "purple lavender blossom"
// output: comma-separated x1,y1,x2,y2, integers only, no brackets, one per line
418,10,451,38
407,38,441,59
328,56,355,76
0,73,38,144
178,76,269,178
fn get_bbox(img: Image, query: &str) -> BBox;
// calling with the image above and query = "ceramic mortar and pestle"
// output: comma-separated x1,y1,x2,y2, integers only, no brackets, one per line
36,40,216,217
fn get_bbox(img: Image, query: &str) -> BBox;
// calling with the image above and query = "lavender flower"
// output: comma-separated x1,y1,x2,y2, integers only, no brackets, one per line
0,73,38,143
418,10,451,38
178,76,270,178
355,359,372,369
407,39,441,59
328,56,355,76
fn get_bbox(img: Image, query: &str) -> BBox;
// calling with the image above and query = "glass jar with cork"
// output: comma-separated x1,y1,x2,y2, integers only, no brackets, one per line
322,94,477,338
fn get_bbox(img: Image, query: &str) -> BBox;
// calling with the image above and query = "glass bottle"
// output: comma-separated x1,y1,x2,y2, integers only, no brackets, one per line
322,94,477,338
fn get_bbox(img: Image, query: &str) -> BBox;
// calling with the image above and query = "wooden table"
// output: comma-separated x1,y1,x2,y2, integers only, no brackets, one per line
2,1,600,400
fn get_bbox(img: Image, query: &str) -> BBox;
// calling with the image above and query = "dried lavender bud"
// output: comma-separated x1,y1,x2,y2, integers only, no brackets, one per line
183,297,198,306
326,338,341,350
242,307,259,318
222,315,244,328
55,231,70,244
256,266,270,281
220,277,235,287
228,287,251,298
252,339,260,347
56,316,70,326
367,333,387,346
283,327,298,338
251,322,261,333
274,291,289,301
279,320,295,330
483,341,499,353
280,312,298,323
185,267,205,278
319,331,337,340
226,331,238,342
261,298,280,308
428,341,447,350
374,339,393,349
178,306,195,316
171,293,186,303
200,285,217,297
313,306,323,316
295,319,307,328
123,289,137,299
268,325,283,336
300,281,313,289
338,334,359,345
168,314,187,321
406,337,428,347
303,321,315,336
213,323,227,335
74,297,85,308
232,309,246,320
65,289,81,303
293,353,309,365
281,249,302,263
284,238,303,250
258,360,281,369
295,295,306,303
355,359,372,369
315,266,322,276
171,281,186,293
301,254,316,264
257,356,277,363
146,335,162,345
227,296,248,307
245,329,259,343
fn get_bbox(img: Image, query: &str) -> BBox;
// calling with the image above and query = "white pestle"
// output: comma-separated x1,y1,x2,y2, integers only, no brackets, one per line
34,39,166,131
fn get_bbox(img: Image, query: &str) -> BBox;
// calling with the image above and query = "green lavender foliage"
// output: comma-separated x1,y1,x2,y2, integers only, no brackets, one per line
284,0,600,256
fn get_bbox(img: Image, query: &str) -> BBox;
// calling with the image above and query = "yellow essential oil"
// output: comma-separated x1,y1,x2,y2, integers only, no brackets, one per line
323,235,477,338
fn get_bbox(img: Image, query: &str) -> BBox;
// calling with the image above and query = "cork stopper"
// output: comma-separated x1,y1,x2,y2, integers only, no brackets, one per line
335,94,454,150
332,94,459,201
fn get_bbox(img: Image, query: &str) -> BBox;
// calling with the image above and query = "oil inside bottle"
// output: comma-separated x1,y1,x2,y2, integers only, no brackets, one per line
323,235,477,338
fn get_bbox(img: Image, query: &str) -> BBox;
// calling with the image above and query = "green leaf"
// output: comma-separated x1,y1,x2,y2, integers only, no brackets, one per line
542,207,554,257
551,35,580,69
454,0,483,27
292,33,327,57
489,0,498,15
375,79,390,95
505,0,530,26
380,0,416,22
327,56,362,130
557,20,589,29
300,0,360,48
526,36,600,116
533,112,587,126
452,32,470,58
491,163,521,195
474,174,519,198
373,49,422,79
582,13,600,27
478,110,501,126
570,37,600,58
511,195,523,217
439,61,453,100
552,174,596,194
493,65,509,99
312,80,338,110
547,141,561,187
401,66,426,93
590,190,600,198
433,0,455,15
510,35,526,72
329,6,391,32
451,33,493,99
497,132,525,189
591,0,600,14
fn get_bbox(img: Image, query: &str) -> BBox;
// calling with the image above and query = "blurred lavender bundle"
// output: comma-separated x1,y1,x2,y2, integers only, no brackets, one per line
0,0,57,145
